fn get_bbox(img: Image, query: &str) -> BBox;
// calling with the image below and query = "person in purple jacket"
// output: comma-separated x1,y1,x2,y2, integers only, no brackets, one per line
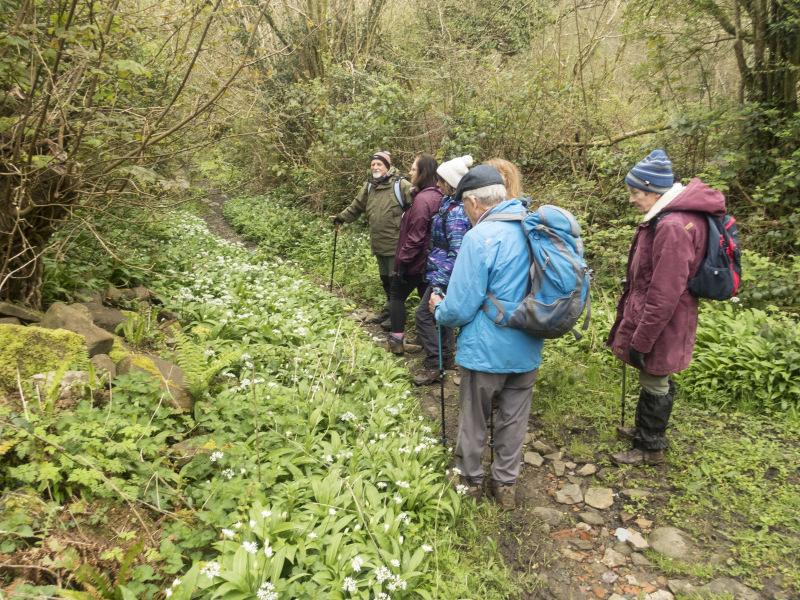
606,149,727,466
386,154,443,355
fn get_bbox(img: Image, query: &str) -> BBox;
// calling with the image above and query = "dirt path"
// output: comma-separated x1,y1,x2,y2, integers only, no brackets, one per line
194,181,778,600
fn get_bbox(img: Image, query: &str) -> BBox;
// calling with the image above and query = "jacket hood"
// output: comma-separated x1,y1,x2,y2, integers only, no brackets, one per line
644,178,726,222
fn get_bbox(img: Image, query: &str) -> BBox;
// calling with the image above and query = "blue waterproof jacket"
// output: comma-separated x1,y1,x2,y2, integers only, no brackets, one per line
435,199,544,373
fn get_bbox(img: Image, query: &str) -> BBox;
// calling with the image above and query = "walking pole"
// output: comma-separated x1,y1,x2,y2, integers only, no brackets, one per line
489,399,495,464
329,221,339,293
621,362,627,427
433,287,446,447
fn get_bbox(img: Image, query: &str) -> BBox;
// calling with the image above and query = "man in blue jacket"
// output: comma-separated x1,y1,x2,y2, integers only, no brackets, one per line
429,165,542,510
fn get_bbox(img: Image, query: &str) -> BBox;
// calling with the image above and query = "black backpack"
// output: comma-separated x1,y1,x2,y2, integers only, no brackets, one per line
653,212,742,301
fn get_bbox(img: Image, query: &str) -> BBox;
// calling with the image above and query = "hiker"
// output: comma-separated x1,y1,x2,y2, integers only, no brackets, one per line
606,149,727,466
386,154,443,355
331,151,413,325
484,158,531,207
429,165,543,510
413,155,473,385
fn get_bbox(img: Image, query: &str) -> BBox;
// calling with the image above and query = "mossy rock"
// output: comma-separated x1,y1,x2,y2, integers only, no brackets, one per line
109,337,132,364
0,325,87,394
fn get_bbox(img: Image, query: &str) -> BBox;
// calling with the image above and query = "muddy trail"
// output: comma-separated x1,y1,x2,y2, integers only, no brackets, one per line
195,182,782,600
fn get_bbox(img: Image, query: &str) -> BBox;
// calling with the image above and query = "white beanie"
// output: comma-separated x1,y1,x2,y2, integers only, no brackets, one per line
437,155,474,189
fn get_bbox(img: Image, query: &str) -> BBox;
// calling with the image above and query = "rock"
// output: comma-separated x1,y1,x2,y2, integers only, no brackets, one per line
620,511,636,522
602,547,627,568
158,309,182,322
576,522,592,532
577,463,598,476
592,585,605,598
90,354,116,382
571,539,593,551
614,542,633,556
0,317,21,325
524,432,534,445
602,571,619,584
564,461,576,469
79,302,128,334
631,552,652,566
30,371,90,399
544,451,563,461
579,511,605,526
554,483,583,505
567,475,583,484
645,591,674,600
635,517,653,529
627,531,649,551
116,354,193,409
620,488,652,499
561,548,583,561
524,452,544,467
533,507,564,527
39,303,114,357
0,325,87,394
668,580,696,595
0,301,42,323
608,595,625,600
596,468,608,479
168,439,211,467
123,285,160,303
552,460,566,476
584,487,614,510
532,440,553,454
104,287,125,304
589,562,607,576
649,527,697,561
699,578,764,600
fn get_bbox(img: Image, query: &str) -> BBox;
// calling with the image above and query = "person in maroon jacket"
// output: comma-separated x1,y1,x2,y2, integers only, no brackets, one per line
606,149,727,466
386,154,444,355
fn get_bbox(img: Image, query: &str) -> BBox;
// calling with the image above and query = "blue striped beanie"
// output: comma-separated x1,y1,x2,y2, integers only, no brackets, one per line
625,149,674,194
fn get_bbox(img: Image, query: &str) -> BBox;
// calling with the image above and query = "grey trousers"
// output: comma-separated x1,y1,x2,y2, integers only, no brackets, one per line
415,285,454,369
456,367,538,486
639,372,670,395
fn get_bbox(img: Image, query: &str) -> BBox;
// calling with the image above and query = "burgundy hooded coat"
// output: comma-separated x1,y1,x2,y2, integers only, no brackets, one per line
607,178,727,376
394,186,443,275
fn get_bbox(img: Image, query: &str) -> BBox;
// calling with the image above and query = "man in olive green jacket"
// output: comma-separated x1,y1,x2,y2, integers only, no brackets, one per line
331,151,413,323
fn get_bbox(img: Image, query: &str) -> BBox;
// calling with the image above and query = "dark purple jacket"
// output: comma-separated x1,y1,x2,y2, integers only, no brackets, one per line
394,186,443,276
607,178,726,376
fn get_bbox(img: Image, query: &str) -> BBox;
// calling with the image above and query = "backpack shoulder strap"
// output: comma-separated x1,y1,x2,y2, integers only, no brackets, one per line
440,203,458,247
482,212,526,223
393,177,405,209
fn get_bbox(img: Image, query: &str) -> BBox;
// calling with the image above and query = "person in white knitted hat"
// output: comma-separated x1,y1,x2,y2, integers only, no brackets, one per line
413,155,473,386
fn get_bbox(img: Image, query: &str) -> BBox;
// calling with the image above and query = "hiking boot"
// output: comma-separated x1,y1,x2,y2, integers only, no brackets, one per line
492,482,517,511
414,368,442,386
371,308,390,324
380,318,392,331
387,335,422,355
610,448,665,466
616,426,636,440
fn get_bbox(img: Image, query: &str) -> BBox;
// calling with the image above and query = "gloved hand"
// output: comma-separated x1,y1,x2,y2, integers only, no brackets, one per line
628,346,647,371
329,215,342,225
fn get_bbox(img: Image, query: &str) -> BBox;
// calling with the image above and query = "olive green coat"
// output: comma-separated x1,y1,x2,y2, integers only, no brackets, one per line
337,166,413,256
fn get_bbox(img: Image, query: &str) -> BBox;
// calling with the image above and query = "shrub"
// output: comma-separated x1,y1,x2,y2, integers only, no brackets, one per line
676,302,800,415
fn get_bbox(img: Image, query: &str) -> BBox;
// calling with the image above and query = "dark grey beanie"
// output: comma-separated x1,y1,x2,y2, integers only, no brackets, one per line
454,165,505,203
